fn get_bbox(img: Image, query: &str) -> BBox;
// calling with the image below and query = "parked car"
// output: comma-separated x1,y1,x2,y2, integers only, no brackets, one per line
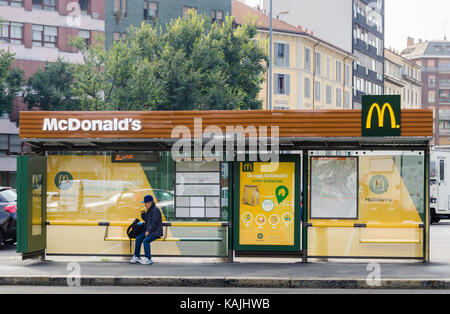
0,187,17,246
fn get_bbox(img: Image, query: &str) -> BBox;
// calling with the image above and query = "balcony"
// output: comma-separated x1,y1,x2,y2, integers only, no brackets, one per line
353,39,383,61
401,70,422,86
439,80,450,88
355,64,383,85
354,12,383,38
353,90,367,104
439,90,450,104
439,64,450,74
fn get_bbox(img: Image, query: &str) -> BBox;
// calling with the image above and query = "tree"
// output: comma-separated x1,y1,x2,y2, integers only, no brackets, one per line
70,33,109,111
71,10,268,111
0,49,24,116
24,59,81,111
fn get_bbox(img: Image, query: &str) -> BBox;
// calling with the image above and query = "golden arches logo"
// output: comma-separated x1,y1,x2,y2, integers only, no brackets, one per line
365,103,400,130
243,162,254,172
58,175,70,186
54,171,73,190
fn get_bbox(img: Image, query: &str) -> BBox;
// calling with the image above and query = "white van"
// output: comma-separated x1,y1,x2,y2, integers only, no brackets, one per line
430,149,450,223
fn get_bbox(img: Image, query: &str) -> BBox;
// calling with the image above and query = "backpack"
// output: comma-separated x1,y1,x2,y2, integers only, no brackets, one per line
127,219,146,239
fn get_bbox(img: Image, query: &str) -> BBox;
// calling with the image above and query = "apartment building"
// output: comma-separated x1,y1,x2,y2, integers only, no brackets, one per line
0,115,21,188
261,0,385,109
105,0,231,48
233,0,355,110
384,48,422,109
0,0,105,120
402,38,450,145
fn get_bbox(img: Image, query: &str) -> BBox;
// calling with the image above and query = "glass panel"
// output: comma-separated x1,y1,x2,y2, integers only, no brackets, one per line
31,174,43,236
239,162,296,246
46,153,228,256
176,185,220,196
308,151,425,258
310,157,358,219
176,172,220,184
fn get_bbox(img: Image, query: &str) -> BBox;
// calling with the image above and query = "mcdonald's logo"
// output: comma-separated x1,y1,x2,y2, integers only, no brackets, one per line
242,162,254,172
54,171,74,190
362,95,401,137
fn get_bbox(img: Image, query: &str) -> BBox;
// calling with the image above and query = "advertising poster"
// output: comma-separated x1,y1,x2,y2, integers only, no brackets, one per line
310,157,358,219
239,162,295,246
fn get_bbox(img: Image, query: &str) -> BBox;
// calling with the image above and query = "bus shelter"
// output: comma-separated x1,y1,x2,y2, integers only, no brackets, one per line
16,99,434,262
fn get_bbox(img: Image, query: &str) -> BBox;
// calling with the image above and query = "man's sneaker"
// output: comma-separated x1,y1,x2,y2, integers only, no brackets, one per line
139,257,153,265
129,256,141,264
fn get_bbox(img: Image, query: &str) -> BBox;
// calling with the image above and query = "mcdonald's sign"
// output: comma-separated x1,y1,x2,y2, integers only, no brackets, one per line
242,162,254,172
362,95,401,137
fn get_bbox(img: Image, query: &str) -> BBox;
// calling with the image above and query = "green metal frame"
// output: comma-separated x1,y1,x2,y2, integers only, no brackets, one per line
232,155,301,252
16,155,47,257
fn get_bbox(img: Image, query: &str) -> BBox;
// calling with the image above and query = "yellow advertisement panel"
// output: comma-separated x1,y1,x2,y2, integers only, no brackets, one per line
239,162,295,246
308,154,425,258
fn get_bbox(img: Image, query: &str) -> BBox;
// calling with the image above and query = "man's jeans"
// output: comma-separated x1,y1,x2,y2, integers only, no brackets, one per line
134,232,159,259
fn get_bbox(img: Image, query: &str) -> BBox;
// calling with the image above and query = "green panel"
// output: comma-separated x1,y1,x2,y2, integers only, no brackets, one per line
233,155,301,252
16,155,47,255
362,95,401,137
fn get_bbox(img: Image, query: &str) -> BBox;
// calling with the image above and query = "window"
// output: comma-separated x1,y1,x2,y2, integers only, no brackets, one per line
315,52,321,75
212,9,223,24
326,57,330,78
0,21,23,44
315,81,321,101
183,6,196,16
32,25,57,47
304,47,311,71
113,32,127,42
144,2,158,20
32,0,56,10
345,91,350,109
78,29,90,46
336,88,342,107
428,91,436,103
79,0,89,14
440,159,445,181
275,43,289,67
0,0,23,7
336,61,342,82
114,0,126,16
275,74,290,95
122,0,127,16
326,85,332,104
304,77,311,99
345,64,350,85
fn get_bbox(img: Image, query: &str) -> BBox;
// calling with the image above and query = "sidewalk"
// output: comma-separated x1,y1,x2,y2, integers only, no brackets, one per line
1,249,450,289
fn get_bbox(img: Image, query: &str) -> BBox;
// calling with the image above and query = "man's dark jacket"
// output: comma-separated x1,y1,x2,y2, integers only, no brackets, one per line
141,204,163,238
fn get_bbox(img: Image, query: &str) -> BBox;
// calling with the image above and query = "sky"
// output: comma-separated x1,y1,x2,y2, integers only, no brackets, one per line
240,0,450,52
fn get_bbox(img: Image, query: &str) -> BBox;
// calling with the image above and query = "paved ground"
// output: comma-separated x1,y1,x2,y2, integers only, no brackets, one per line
1,286,450,294
0,222,449,290
430,221,450,262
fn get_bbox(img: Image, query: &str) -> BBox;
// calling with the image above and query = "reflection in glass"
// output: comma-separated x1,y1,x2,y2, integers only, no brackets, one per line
32,174,43,236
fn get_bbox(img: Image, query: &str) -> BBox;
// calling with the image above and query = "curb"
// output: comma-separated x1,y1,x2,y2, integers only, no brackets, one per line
1,276,450,289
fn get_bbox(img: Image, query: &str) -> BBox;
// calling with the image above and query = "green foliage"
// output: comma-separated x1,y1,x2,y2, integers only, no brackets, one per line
24,59,81,111
70,33,109,111
0,49,24,116
72,10,268,111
